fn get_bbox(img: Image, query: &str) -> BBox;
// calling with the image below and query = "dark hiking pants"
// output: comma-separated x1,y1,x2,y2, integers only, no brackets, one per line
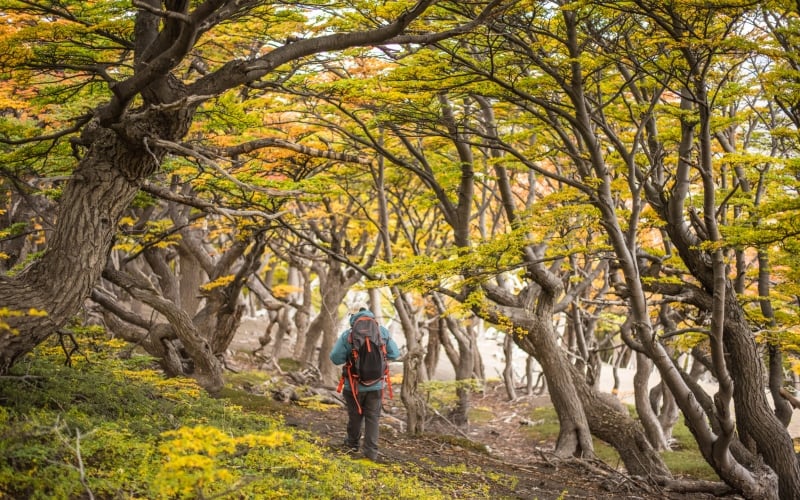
343,389,382,460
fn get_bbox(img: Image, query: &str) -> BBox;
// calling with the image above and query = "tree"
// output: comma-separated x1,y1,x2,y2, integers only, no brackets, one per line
278,176,384,385
450,0,800,496
300,33,672,475
91,184,273,388
0,0,498,387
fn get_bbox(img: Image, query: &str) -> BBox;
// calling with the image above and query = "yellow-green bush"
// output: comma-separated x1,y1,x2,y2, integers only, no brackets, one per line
0,337,444,499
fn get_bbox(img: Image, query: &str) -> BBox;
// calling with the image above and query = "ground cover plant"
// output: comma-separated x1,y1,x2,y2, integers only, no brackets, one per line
0,331,758,499
0,337,446,499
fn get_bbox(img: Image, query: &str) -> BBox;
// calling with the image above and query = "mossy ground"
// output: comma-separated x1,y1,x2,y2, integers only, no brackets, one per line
0,338,763,499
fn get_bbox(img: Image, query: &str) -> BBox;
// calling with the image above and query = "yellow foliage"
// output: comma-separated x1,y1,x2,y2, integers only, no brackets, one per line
26,308,48,317
155,425,294,498
297,397,338,411
154,377,203,401
118,216,137,227
200,274,236,292
104,338,128,349
111,241,138,253
790,357,800,377
0,307,50,335
271,283,302,298
237,430,294,448
159,426,238,457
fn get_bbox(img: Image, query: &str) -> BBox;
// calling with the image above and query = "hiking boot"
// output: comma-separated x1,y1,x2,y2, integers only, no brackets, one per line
342,441,359,454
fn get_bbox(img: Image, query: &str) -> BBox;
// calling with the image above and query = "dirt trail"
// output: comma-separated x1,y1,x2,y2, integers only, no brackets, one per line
271,381,727,500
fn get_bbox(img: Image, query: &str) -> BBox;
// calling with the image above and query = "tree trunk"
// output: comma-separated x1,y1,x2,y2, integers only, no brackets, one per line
574,371,671,478
505,299,671,477
102,266,225,392
525,356,538,395
0,117,182,372
391,291,426,435
451,324,476,426
515,319,595,459
301,299,341,386
271,308,291,360
433,294,479,426
634,354,669,450
317,310,341,386
177,243,206,317
424,318,440,380
300,253,363,385
291,267,312,359
300,275,343,364
649,381,680,445
503,334,517,400
723,295,800,499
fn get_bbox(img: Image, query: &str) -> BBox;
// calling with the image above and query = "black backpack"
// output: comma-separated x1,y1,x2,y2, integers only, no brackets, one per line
337,315,393,413
347,316,386,386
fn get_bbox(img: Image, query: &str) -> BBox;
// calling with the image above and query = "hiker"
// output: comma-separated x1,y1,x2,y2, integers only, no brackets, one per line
330,306,400,461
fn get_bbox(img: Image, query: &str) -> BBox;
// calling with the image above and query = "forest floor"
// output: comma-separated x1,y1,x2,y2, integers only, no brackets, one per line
269,379,733,500
226,323,745,499
228,353,737,500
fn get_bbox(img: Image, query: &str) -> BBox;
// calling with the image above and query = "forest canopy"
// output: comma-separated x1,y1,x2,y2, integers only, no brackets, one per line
0,1,799,499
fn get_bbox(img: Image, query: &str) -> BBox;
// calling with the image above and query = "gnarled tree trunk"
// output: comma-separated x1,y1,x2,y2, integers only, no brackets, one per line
0,108,192,371
0,0,446,383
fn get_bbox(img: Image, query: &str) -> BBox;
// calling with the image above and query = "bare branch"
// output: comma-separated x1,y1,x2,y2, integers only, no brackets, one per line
222,138,372,165
148,138,299,197
141,181,287,221
0,115,91,146
132,0,192,22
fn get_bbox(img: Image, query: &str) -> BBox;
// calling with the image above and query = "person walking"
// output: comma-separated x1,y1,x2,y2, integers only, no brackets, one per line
330,306,399,461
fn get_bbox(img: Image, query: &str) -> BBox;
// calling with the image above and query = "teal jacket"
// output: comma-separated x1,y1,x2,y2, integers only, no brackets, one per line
330,309,400,392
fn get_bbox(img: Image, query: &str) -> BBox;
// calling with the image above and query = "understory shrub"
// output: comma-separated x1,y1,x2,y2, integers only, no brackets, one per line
0,336,442,499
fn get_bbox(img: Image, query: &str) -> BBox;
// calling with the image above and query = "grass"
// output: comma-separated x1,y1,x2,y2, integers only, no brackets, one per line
467,405,495,423
0,340,449,500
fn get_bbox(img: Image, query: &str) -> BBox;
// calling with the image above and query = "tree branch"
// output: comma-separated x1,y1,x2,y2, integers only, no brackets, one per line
148,138,300,197
221,138,372,165
140,181,287,221
132,0,191,22
189,0,479,97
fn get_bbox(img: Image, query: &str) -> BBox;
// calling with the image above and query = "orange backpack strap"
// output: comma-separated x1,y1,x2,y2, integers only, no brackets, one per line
385,371,393,400
344,362,363,414
380,343,393,399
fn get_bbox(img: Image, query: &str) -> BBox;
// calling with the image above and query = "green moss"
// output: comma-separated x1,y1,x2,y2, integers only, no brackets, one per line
223,369,272,388
277,357,303,372
467,406,495,423
0,340,445,499
520,406,561,441
661,418,719,480
435,434,491,454
215,386,285,414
